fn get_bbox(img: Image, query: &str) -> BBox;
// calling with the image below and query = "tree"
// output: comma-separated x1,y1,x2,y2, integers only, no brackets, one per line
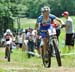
0,0,14,37
0,0,75,36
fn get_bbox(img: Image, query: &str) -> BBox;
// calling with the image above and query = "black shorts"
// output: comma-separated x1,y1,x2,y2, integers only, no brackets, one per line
19,43,22,48
65,33,74,46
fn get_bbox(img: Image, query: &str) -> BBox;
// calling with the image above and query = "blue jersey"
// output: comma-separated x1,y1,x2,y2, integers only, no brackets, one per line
37,14,56,30
36,14,56,38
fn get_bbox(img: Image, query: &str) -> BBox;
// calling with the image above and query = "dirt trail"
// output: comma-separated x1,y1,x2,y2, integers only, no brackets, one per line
1,67,75,72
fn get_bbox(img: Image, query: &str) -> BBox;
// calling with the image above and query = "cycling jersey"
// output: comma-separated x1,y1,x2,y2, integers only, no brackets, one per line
36,14,56,38
37,14,56,30
4,33,13,45
5,34,12,41
4,33,13,40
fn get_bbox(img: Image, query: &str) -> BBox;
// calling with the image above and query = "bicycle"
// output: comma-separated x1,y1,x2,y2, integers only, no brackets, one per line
5,39,12,62
39,29,62,68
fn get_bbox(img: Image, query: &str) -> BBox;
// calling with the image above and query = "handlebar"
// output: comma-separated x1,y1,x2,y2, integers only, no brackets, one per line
56,24,66,30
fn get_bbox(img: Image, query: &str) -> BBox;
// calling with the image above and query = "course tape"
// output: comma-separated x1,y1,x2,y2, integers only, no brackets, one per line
60,52,75,56
27,51,75,57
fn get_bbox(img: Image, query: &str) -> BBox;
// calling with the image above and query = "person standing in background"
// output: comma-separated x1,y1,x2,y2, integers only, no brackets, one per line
62,11,74,52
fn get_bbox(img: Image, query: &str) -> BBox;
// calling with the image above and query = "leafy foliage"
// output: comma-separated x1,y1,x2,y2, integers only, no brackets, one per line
0,0,75,18
0,0,75,37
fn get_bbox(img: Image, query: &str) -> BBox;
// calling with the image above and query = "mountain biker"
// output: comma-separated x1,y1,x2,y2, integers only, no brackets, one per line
4,29,13,58
35,6,63,57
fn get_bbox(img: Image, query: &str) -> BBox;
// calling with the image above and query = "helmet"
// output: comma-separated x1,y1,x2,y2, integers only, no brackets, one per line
6,29,11,34
41,6,50,13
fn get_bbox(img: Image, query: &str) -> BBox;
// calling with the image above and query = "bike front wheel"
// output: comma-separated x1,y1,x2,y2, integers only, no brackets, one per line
42,47,51,68
53,39,62,66
7,46,10,62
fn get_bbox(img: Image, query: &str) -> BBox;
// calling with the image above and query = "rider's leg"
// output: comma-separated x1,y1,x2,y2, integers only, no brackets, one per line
5,46,8,58
43,37,48,55
36,39,41,55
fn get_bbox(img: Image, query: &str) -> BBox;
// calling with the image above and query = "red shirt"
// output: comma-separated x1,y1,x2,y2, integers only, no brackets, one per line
51,21,58,28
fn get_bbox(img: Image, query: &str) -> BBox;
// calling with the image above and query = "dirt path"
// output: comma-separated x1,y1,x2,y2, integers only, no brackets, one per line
1,67,75,72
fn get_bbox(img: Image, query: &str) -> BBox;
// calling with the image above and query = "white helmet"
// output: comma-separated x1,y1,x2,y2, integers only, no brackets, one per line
41,6,50,13
6,29,11,34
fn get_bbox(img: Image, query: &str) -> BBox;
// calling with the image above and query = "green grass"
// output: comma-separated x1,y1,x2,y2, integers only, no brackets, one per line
0,69,6,72
14,18,36,29
0,47,75,72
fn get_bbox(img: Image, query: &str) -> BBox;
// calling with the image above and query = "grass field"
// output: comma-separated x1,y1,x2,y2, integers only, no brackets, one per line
14,18,36,29
0,16,75,72
0,47,75,72
14,16,75,29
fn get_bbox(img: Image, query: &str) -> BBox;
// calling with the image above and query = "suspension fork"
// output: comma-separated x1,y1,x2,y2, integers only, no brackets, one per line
42,37,49,55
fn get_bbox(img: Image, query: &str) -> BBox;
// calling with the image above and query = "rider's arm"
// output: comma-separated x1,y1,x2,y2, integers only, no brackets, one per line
10,33,14,41
35,15,42,30
3,33,6,39
49,14,64,25
56,17,64,25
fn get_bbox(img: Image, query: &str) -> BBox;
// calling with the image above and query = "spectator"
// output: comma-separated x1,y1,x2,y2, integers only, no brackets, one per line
62,11,74,52
26,28,35,58
22,29,27,51
17,32,23,48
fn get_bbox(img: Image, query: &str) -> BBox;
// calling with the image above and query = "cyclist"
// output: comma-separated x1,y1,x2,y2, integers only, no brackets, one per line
35,6,63,58
4,29,13,58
